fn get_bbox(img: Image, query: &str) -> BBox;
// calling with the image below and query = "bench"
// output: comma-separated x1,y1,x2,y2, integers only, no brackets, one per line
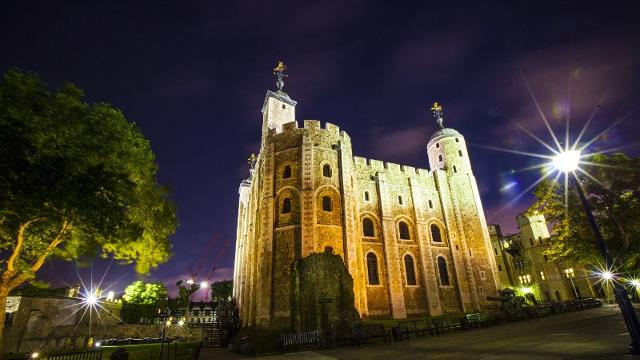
48,349,103,360
461,312,500,329
352,324,391,345
433,314,462,334
280,330,321,353
397,318,435,339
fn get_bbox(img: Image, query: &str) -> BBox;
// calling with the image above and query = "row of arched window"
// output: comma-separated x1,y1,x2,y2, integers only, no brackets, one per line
362,218,443,243
281,195,333,214
281,164,333,179
366,253,450,287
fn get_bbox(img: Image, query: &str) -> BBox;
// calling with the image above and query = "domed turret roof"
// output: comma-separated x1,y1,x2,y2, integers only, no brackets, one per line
427,127,462,148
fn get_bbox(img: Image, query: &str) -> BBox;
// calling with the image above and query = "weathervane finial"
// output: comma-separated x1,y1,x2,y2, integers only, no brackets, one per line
431,101,444,129
273,61,288,92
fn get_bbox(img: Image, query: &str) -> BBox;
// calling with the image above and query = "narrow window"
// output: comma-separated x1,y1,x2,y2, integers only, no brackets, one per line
555,290,562,301
436,142,440,148
322,196,332,211
398,221,410,240
494,248,498,255
428,200,433,209
362,218,374,237
398,195,403,205
404,255,417,286
364,191,370,201
437,257,450,286
282,104,286,109
540,271,546,280
438,154,443,162
453,165,457,173
480,271,486,280
283,165,291,179
529,238,534,246
366,253,380,285
544,254,548,262
455,138,460,143
430,224,442,242
498,264,503,271
458,150,463,157
322,164,332,177
282,198,291,214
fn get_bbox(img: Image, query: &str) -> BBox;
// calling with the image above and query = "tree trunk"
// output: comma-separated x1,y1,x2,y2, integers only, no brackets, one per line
0,284,11,358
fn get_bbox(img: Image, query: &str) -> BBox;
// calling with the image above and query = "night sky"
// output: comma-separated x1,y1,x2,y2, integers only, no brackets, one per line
2,1,639,297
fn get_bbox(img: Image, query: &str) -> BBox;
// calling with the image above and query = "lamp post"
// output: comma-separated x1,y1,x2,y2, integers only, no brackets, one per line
553,150,640,354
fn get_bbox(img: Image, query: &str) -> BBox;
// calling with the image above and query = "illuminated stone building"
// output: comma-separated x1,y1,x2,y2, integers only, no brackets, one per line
233,73,501,327
489,213,597,302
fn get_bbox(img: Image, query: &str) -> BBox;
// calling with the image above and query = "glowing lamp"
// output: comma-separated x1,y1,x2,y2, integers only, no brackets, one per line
630,279,640,288
95,342,102,347
85,293,97,305
200,281,209,289
521,287,533,294
186,279,195,285
552,150,580,173
31,353,40,359
601,271,614,280
178,319,185,326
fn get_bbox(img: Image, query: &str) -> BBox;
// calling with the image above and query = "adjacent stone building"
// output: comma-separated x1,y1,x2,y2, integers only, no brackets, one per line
489,213,598,302
233,81,501,328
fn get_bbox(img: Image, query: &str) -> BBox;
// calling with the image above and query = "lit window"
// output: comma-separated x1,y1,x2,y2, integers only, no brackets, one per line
362,218,374,237
322,196,332,211
322,164,332,177
437,257,450,286
430,224,442,242
282,198,291,214
366,253,379,285
564,268,575,279
540,271,546,280
404,255,417,286
283,165,291,179
398,221,411,240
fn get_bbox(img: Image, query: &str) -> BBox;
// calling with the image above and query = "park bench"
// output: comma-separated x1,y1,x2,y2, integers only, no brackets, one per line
397,318,435,339
461,312,500,329
48,349,103,360
352,323,391,345
280,330,321,353
433,314,462,334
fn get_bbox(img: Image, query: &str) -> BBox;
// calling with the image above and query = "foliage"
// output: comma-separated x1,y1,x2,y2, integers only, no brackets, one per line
123,280,168,305
175,279,199,310
0,68,177,351
527,153,640,271
211,280,232,301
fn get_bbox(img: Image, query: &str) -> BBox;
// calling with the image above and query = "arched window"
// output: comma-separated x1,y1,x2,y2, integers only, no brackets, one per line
364,191,370,201
362,218,374,237
282,198,291,214
437,257,450,285
404,255,417,285
438,154,443,162
366,253,380,285
323,164,332,177
322,196,332,211
398,221,410,240
430,224,442,242
283,165,292,179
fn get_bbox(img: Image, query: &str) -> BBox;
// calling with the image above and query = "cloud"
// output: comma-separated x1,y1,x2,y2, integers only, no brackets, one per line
371,126,429,161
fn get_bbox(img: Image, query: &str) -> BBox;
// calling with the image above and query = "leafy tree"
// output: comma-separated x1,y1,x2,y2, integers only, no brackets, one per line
176,279,199,321
527,153,640,271
211,280,233,301
123,280,168,305
0,69,177,350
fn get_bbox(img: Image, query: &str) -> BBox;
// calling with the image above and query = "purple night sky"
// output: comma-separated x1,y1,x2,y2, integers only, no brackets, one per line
1,1,638,297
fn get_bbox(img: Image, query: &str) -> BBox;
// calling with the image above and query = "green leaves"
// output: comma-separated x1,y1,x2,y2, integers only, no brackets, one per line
0,68,177,278
123,280,168,305
528,153,640,271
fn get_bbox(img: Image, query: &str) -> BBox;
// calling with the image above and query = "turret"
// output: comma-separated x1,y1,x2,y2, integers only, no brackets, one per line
261,61,297,136
426,102,471,174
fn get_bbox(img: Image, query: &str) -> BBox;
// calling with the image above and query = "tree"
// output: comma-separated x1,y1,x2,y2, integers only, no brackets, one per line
123,280,168,305
211,280,232,301
527,153,640,271
122,280,168,323
0,69,177,351
176,279,199,322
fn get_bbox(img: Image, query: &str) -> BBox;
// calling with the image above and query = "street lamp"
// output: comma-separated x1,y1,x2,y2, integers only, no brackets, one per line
552,150,640,354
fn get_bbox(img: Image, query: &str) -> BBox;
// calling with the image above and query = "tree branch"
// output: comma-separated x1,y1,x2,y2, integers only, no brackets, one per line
30,220,70,273
6,217,46,273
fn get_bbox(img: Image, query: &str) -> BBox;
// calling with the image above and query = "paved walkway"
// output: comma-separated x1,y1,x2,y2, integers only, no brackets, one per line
200,305,640,359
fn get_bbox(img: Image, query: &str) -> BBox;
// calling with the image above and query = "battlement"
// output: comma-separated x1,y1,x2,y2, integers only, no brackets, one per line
269,120,352,141
353,156,430,177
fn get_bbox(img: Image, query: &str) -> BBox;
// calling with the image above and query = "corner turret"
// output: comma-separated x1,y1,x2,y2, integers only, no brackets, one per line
426,103,471,175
